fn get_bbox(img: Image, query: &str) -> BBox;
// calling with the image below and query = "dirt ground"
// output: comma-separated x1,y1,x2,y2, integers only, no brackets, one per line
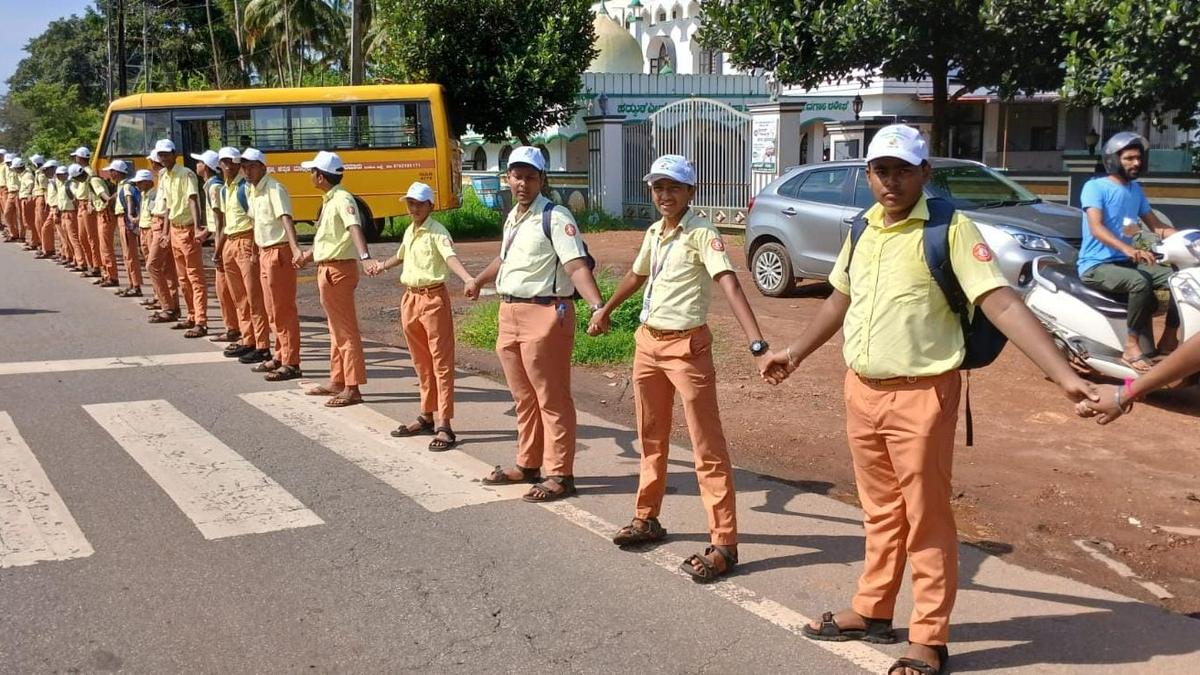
313,230,1200,617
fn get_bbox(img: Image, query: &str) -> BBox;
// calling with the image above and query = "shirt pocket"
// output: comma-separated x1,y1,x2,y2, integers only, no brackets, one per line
888,256,933,305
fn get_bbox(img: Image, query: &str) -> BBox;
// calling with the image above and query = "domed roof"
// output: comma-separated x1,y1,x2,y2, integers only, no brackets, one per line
587,13,644,74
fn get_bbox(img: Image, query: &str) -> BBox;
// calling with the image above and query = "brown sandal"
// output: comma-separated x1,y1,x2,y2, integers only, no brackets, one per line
325,393,362,408
264,365,302,381
184,324,209,339
482,465,541,485
251,359,282,373
680,545,737,582
427,427,457,451
612,518,667,546
522,476,577,503
305,385,343,396
148,310,178,324
391,415,434,437
171,319,195,331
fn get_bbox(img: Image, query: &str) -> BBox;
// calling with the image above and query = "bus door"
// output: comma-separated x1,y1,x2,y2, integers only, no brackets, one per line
173,109,224,159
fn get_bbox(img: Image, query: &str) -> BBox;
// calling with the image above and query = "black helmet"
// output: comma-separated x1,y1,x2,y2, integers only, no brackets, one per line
1102,132,1149,177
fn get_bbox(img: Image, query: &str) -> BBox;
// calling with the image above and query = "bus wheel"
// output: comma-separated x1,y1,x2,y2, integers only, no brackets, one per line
355,198,381,242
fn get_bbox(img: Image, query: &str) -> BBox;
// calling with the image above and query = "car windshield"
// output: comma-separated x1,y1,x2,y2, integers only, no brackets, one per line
926,165,1040,209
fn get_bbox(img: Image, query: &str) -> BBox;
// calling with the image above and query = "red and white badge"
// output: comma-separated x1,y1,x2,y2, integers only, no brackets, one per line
346,205,356,215
710,237,726,252
972,242,993,262
565,223,577,236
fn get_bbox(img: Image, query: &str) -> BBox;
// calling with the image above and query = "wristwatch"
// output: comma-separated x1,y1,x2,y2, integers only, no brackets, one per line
589,302,605,313
359,252,372,261
749,339,769,356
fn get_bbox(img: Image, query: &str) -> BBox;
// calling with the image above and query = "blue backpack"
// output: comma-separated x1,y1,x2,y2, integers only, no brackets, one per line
539,201,595,299
848,197,1008,445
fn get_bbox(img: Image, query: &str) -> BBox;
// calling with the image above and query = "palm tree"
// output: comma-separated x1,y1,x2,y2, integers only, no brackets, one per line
243,0,347,86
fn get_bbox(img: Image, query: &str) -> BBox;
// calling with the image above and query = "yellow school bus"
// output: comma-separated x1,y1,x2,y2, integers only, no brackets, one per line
95,84,461,239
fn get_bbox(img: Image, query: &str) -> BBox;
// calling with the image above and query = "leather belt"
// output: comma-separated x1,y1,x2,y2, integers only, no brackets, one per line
857,374,928,387
644,325,704,340
261,241,289,250
407,283,446,295
224,230,253,240
501,295,569,305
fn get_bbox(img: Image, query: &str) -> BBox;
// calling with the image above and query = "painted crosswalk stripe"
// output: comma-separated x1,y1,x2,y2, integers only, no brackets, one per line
0,411,94,568
84,401,324,540
240,390,529,512
0,351,231,377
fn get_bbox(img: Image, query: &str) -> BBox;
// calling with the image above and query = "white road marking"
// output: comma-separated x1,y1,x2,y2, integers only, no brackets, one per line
84,400,324,540
1074,539,1175,599
0,351,231,377
0,412,94,568
240,389,529,512
542,501,896,673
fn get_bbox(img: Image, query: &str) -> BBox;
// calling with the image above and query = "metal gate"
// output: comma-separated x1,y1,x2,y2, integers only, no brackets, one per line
621,98,752,228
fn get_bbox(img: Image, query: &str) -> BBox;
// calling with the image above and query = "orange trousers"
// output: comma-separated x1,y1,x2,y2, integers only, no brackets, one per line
845,369,962,646
0,189,8,237
401,284,456,420
118,225,142,288
22,199,39,248
79,206,100,270
62,210,82,266
147,224,179,311
170,226,208,325
37,198,53,254
317,260,367,387
139,227,152,260
259,244,301,366
496,301,577,476
97,209,118,281
221,235,270,350
4,195,20,240
632,325,736,546
215,264,238,333
51,213,68,259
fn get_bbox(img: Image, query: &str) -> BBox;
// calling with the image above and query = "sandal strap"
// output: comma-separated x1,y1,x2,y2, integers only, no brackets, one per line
705,545,738,566
888,658,938,675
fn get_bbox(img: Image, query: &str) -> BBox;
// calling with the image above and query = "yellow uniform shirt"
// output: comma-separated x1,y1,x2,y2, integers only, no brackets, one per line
496,195,588,298
46,178,58,208
828,195,1008,379
150,170,167,217
221,177,254,236
88,175,111,211
33,171,47,197
632,209,734,331
312,185,361,262
71,170,93,209
59,180,77,211
139,187,157,229
5,167,19,191
18,171,34,199
248,174,293,247
160,164,198,226
394,217,457,288
0,165,8,189
202,176,224,233
113,181,128,216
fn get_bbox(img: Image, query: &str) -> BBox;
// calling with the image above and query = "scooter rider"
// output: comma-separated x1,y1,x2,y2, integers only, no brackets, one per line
1078,132,1179,371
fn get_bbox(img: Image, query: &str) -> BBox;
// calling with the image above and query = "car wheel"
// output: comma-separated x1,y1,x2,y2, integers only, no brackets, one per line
751,242,796,297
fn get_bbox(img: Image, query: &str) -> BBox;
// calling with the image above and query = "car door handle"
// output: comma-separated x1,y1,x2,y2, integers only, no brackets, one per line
781,207,797,216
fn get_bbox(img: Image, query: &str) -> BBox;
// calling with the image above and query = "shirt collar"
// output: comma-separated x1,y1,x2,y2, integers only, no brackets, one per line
321,184,344,204
650,207,700,239
866,194,929,230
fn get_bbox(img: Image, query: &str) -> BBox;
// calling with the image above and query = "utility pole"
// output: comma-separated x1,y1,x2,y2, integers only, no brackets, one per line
105,0,114,102
143,0,150,93
350,0,366,85
117,0,127,96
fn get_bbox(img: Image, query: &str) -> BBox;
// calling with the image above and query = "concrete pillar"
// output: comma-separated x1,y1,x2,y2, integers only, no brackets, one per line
748,101,807,188
584,114,625,216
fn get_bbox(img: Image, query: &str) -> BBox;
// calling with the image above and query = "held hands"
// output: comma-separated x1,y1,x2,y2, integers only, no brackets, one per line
195,228,210,244
464,278,479,300
1075,384,1129,425
759,349,795,385
364,260,383,277
291,246,307,269
587,309,610,336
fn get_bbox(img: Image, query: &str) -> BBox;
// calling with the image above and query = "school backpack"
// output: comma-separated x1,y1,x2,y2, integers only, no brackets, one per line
848,196,1009,445
540,201,595,299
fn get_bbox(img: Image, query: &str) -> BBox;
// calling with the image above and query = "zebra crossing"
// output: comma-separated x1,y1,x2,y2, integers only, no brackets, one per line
0,387,526,570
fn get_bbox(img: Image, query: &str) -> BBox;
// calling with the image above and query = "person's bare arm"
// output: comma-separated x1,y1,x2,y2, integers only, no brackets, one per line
1082,332,1200,424
1141,210,1177,239
587,269,646,335
563,258,603,306
761,290,850,384
468,256,502,299
445,255,472,285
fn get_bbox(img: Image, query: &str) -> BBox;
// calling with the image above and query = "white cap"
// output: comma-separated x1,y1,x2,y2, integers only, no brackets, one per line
3,153,13,163
146,153,161,165
865,124,928,166
300,150,344,174
132,169,154,183
70,146,91,159
241,148,266,164
643,154,696,186
189,149,219,170
217,146,241,163
30,154,44,166
10,157,24,169
55,166,68,176
403,181,435,203
507,145,546,172
43,159,58,170
105,159,131,174
0,148,6,155
67,164,82,178
151,139,176,158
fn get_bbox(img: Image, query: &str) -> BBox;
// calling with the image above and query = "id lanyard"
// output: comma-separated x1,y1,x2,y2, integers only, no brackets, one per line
639,231,677,323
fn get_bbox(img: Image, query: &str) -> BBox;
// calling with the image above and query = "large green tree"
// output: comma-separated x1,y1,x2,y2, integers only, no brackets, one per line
1061,0,1200,133
371,0,597,142
698,0,1066,155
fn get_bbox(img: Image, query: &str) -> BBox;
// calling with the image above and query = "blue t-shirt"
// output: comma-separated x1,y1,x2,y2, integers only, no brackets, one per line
1077,177,1151,274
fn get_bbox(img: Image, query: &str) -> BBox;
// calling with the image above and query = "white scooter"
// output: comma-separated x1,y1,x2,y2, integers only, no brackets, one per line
1024,229,1200,381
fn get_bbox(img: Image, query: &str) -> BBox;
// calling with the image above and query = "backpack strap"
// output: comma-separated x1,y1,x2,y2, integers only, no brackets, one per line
921,197,969,320
841,208,870,289
236,180,249,212
541,201,560,296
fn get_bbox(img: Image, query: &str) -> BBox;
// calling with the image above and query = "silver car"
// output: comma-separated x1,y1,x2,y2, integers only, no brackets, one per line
744,158,1082,296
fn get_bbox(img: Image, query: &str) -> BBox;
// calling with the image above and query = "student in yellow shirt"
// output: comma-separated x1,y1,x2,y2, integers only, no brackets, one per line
92,161,122,287
761,125,1096,675
468,146,605,502
40,160,60,260
215,147,273,365
70,147,101,279
17,157,38,252
60,165,84,270
34,157,53,258
114,167,149,297
145,153,180,316
150,139,208,337
295,151,371,406
367,181,474,450
3,154,22,242
588,155,768,581
191,149,239,342
0,150,10,241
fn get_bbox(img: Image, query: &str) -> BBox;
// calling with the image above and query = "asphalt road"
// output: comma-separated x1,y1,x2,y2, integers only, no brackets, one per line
1,244,1198,674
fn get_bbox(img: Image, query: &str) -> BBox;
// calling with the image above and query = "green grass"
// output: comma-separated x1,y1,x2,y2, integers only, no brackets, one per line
576,207,637,233
457,271,644,365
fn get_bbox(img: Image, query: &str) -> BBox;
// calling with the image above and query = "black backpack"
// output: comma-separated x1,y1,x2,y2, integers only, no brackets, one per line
848,196,1008,445
539,201,595,300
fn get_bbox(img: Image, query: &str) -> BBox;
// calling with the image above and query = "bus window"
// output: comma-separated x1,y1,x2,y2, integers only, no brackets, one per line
225,108,253,148
357,102,432,148
252,107,288,150
329,105,353,148
145,111,172,148
106,112,146,156
289,105,354,150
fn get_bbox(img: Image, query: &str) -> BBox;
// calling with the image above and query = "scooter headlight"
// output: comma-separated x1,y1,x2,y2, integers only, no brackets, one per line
1177,276,1200,310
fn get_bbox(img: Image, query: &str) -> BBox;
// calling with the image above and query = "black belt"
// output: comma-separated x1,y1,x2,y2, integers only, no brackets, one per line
501,295,569,305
